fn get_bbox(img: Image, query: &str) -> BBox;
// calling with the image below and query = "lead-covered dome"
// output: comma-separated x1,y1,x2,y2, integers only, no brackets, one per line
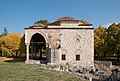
55,16,77,21
33,23,44,27
48,16,92,27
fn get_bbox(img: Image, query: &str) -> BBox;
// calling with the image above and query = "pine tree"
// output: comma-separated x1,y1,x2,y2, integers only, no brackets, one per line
2,27,8,36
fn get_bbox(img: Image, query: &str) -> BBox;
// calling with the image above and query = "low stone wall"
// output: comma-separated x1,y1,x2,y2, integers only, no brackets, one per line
45,62,95,80
25,60,40,64
25,60,47,64
25,60,94,80
95,61,112,68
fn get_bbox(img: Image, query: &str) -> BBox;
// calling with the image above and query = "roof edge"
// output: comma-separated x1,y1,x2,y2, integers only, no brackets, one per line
24,27,94,29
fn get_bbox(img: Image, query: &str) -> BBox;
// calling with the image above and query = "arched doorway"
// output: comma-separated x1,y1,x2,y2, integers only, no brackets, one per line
30,33,46,63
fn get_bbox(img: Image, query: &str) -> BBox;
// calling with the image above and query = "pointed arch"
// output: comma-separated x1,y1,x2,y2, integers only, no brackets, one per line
61,49,68,54
75,49,82,61
75,49,82,54
25,30,48,44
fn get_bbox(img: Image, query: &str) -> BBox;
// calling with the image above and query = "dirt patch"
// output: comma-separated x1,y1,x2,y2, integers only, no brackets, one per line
0,57,14,62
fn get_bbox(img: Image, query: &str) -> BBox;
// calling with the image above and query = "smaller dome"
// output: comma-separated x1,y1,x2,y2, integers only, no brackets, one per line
33,23,44,27
56,16,77,21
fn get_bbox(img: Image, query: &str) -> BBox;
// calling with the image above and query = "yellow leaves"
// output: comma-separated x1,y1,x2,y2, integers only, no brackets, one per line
0,32,22,55
94,26,107,56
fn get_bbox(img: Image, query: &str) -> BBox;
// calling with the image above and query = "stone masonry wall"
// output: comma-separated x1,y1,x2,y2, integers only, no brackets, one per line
25,28,94,68
47,29,60,63
59,29,94,68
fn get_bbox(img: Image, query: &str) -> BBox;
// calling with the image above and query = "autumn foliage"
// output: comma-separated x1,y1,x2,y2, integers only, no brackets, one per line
0,32,23,56
94,23,120,62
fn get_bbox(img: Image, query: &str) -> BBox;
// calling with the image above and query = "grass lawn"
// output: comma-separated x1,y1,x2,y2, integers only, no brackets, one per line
0,57,88,81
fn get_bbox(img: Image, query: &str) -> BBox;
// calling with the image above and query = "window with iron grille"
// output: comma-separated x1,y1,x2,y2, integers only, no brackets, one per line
62,54,66,60
76,55,80,61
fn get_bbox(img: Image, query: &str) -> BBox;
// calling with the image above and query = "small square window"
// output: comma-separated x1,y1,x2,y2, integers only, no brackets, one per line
76,55,80,61
62,54,66,60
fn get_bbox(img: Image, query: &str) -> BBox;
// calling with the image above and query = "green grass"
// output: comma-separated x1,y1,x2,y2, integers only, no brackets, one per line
0,62,88,81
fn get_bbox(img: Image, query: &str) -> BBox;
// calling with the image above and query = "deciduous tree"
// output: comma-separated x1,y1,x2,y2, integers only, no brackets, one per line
19,34,26,55
34,20,50,26
94,25,107,58
0,32,22,56
107,23,120,62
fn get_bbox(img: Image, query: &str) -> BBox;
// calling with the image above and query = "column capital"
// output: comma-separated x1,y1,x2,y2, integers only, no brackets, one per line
46,43,49,47
26,43,30,46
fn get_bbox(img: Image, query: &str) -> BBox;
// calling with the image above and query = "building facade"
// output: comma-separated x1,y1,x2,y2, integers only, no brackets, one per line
25,17,94,68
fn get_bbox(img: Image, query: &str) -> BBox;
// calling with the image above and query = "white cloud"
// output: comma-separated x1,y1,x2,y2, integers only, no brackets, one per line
103,23,113,28
103,21,120,28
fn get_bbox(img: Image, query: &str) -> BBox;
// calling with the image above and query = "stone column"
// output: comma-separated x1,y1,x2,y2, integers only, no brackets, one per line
31,45,33,59
25,43,30,64
46,44,49,62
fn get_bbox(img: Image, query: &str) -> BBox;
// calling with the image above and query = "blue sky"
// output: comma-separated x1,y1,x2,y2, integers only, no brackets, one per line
0,0,120,34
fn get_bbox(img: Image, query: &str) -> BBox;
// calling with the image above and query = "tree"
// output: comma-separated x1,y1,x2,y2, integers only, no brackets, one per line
94,23,120,62
34,20,50,26
0,27,8,56
107,23,120,62
0,32,22,56
94,25,107,58
2,27,8,36
19,34,26,55
0,35,2,56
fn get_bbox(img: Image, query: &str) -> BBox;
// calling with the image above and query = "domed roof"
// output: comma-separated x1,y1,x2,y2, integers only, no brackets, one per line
56,16,77,21
48,16,92,26
33,23,44,27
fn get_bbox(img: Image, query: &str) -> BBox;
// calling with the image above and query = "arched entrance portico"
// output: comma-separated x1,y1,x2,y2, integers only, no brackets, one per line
30,33,46,59
25,30,50,64
30,33,48,64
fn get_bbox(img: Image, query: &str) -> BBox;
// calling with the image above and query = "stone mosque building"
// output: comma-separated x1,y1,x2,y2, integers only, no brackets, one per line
24,17,94,68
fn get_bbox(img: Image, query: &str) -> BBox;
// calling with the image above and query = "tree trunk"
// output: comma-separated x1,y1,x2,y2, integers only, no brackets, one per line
117,53,120,62
16,51,18,57
0,51,2,56
103,53,106,58
103,50,107,58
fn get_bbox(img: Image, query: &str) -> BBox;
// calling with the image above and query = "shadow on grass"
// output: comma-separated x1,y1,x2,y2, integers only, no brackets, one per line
4,56,26,63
